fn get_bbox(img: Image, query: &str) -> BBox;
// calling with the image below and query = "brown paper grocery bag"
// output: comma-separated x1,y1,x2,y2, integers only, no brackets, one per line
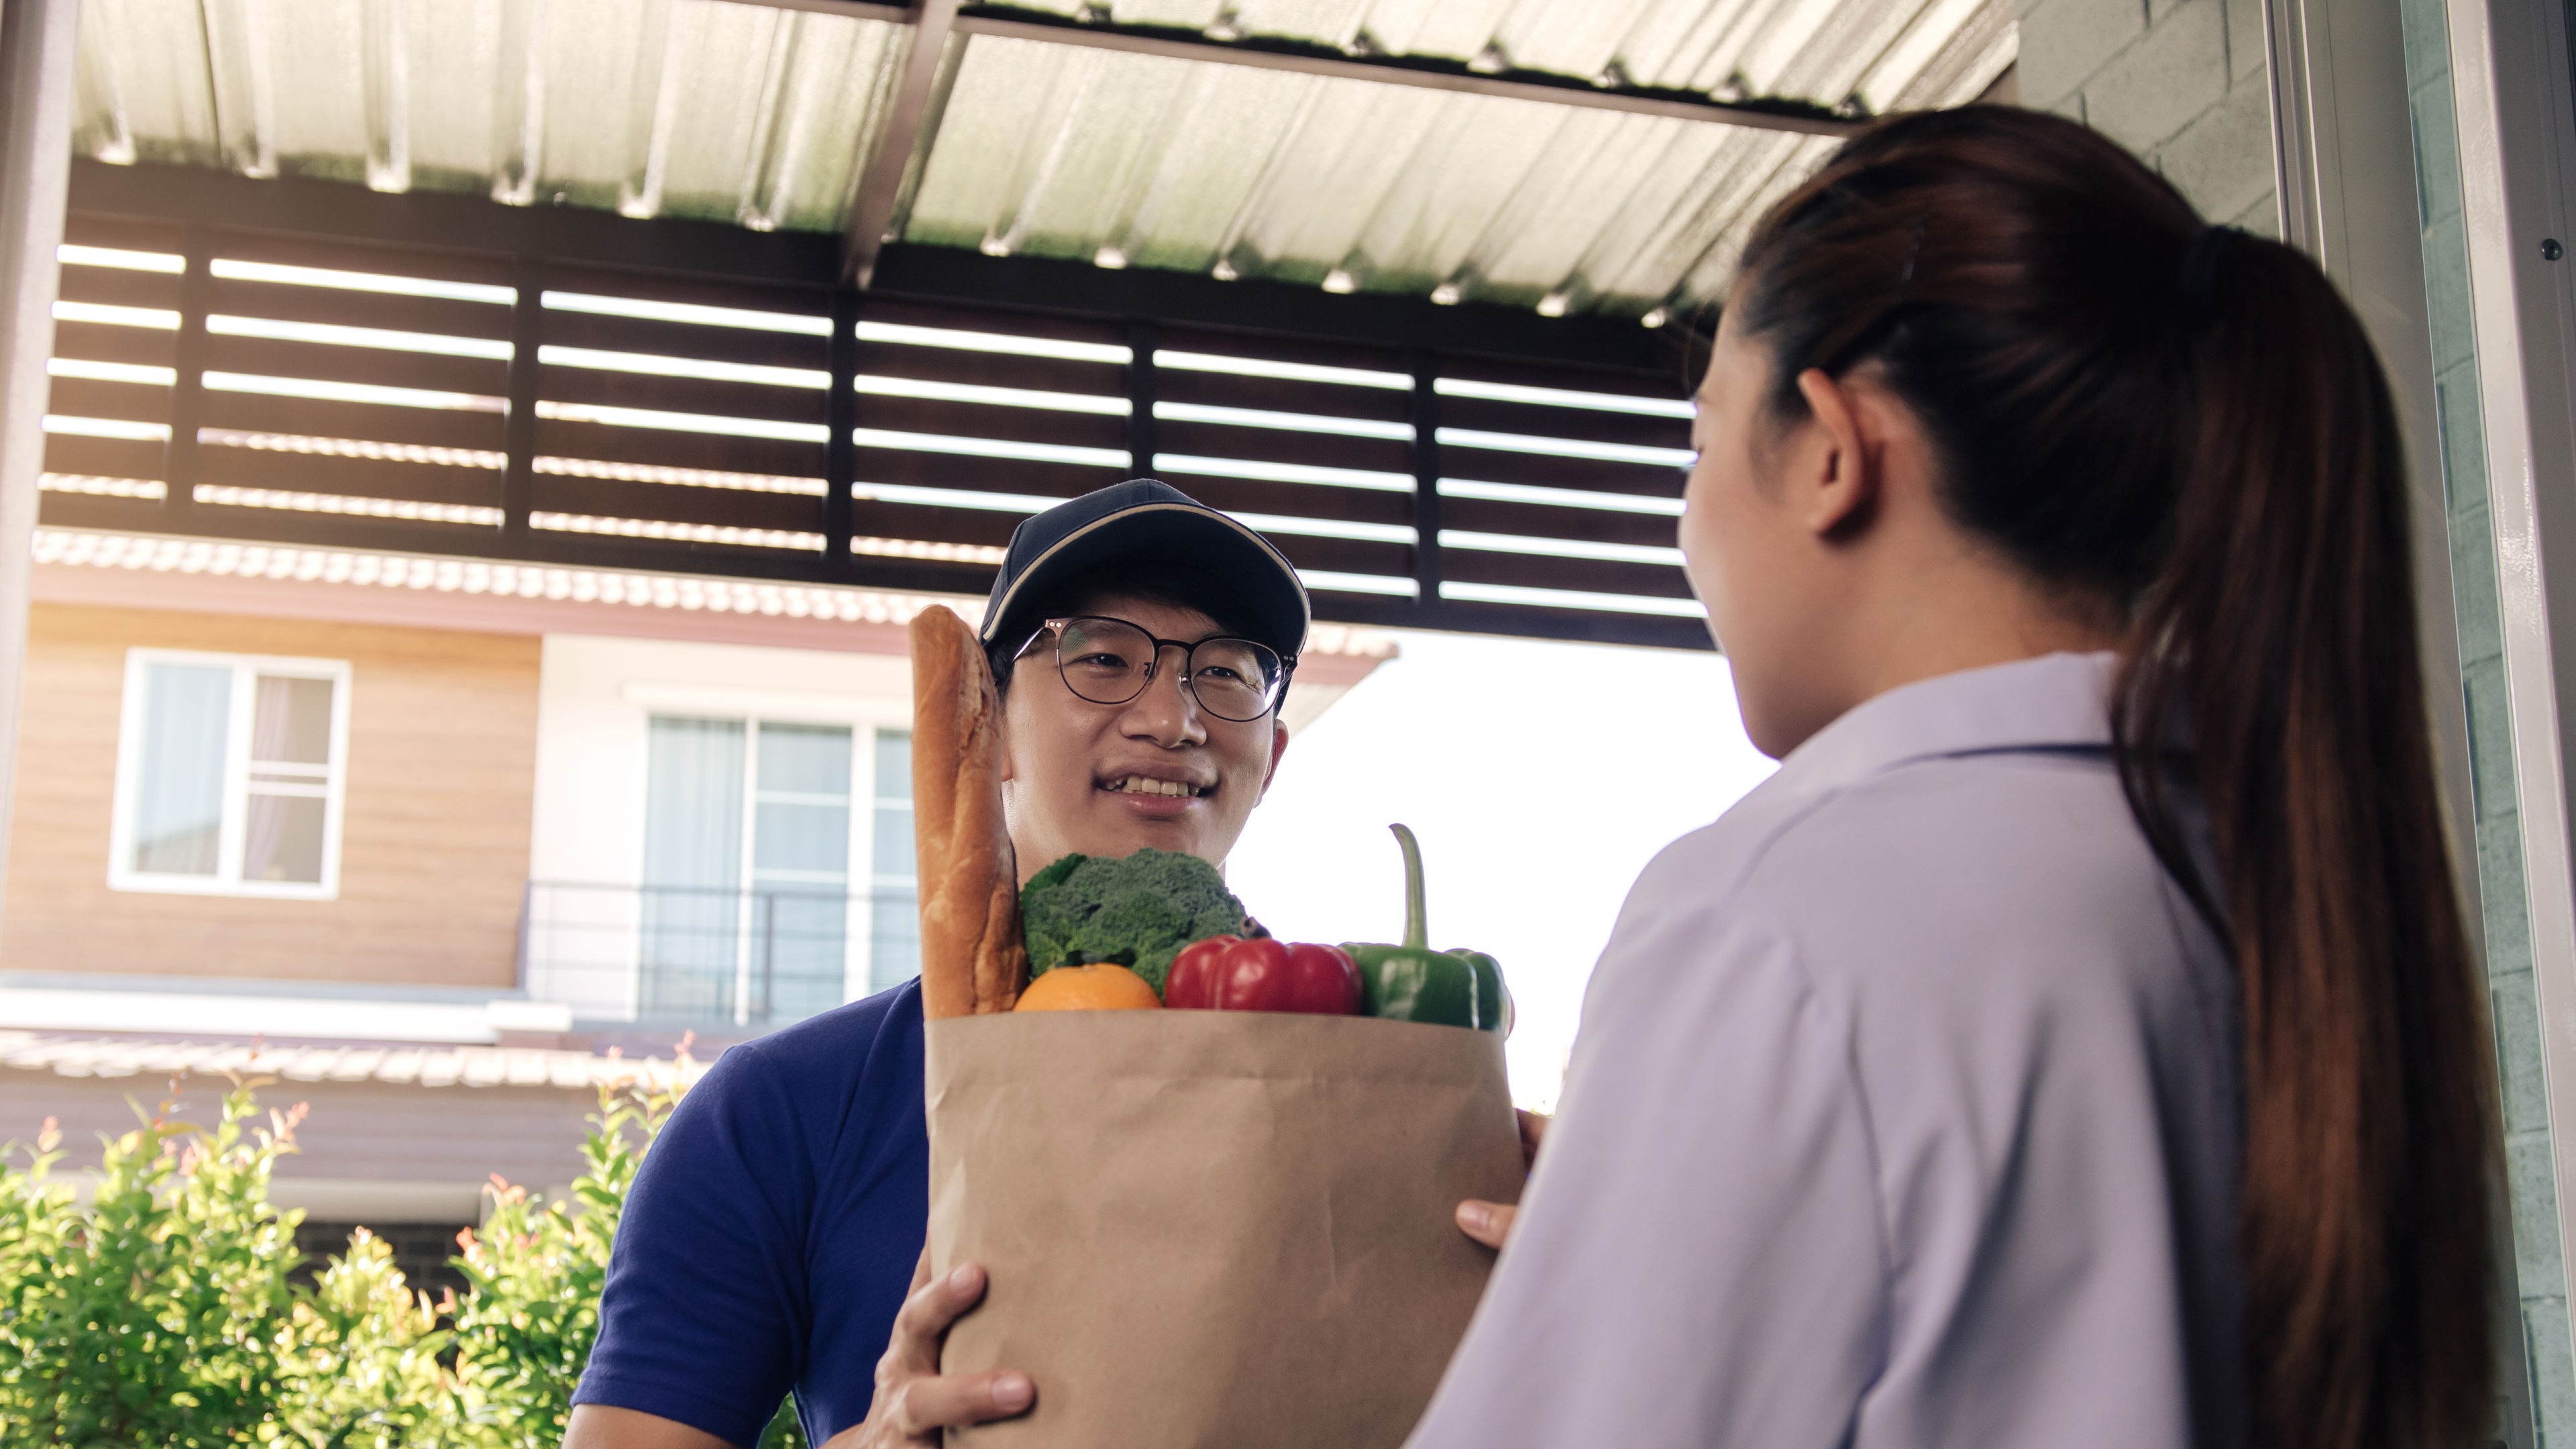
925,1009,1523,1449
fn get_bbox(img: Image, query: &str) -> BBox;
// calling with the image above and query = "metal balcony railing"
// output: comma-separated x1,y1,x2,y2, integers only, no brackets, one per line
517,881,920,1030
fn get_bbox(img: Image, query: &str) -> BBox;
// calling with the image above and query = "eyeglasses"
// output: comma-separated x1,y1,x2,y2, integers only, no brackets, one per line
1025,616,1290,723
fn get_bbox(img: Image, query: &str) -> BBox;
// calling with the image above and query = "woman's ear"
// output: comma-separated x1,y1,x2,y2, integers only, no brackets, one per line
1791,366,1882,538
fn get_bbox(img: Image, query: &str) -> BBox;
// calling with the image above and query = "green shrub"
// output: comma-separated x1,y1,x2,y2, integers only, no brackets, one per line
0,1064,806,1448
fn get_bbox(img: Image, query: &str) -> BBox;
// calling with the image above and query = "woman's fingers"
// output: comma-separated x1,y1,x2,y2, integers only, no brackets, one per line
1456,1198,1517,1248
883,1368,1036,1437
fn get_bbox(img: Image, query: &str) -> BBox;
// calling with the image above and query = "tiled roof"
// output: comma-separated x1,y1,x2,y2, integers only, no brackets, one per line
29,527,1401,660
0,1030,701,1093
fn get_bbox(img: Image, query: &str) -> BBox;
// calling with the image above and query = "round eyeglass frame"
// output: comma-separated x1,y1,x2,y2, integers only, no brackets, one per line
1022,615,1293,722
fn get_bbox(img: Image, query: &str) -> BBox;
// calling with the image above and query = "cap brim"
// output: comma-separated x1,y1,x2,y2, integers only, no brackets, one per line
981,502,1309,664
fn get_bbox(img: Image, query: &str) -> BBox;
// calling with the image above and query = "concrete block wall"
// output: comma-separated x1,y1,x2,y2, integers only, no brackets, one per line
2392,0,2576,1433
2012,0,2281,232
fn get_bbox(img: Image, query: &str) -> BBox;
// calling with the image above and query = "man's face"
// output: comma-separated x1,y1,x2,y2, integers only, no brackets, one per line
997,592,1291,882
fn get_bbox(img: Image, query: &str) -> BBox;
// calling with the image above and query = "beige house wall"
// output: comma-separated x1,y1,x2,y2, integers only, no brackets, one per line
0,603,539,987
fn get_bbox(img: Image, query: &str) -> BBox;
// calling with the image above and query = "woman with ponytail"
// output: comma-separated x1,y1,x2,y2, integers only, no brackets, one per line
1412,106,2498,1449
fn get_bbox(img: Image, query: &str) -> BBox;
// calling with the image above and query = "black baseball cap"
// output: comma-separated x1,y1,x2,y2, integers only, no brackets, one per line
977,478,1310,672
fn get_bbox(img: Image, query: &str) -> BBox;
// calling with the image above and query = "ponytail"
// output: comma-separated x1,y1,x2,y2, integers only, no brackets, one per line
2120,229,2496,1449
1733,107,2498,1449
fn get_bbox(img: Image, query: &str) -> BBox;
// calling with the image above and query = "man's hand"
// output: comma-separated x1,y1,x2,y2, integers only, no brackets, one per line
1454,1109,1549,1250
826,1250,1033,1448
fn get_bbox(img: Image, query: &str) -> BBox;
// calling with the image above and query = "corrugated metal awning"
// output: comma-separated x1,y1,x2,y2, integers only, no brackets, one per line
68,0,2012,321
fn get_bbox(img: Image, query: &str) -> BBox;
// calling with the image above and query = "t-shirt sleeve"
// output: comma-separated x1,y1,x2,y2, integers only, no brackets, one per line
1403,869,1887,1448
575,1042,818,1447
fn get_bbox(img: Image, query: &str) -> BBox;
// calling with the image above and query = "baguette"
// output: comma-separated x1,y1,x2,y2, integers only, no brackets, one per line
910,606,1027,1018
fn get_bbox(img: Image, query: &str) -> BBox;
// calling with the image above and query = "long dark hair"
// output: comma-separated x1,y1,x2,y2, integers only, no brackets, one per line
1727,106,2496,1448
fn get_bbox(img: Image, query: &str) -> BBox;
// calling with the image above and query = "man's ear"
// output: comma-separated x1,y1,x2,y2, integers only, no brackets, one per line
1791,366,1881,538
1258,719,1291,798
994,688,1017,784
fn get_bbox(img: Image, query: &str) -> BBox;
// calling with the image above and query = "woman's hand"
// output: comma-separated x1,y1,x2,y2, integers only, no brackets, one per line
825,1250,1034,1448
1455,1110,1549,1249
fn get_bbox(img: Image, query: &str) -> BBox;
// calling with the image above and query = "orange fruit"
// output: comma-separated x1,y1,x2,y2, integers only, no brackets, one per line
1014,962,1164,1012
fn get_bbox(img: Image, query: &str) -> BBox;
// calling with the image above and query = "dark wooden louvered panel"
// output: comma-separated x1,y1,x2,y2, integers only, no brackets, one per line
1435,443,1684,496
204,278,515,341
849,500,1024,548
1437,394,1692,451
1159,325,1403,378
851,392,1125,451
197,392,506,452
203,334,508,396
534,417,826,479
215,229,516,288
865,297,1126,350
1166,476,1413,528
540,309,827,372
1442,352,1693,402
46,376,170,423
64,214,183,254
1155,368,1411,423
42,435,164,480
56,264,182,311
52,321,178,367
545,262,824,319
1260,531,1413,578
850,446,1124,500
541,366,828,427
529,473,824,533
196,445,504,505
1438,494,1680,547
1441,547,1694,599
1152,419,1407,476
852,341,1123,398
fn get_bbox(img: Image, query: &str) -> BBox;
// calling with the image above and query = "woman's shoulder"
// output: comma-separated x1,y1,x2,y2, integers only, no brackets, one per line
1623,745,2195,995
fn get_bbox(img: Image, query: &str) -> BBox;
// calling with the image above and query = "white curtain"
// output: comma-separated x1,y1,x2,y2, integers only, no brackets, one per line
640,716,745,1020
131,663,231,876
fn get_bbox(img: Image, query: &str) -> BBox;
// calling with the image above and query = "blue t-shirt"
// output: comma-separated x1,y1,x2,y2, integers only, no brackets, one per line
574,978,928,1446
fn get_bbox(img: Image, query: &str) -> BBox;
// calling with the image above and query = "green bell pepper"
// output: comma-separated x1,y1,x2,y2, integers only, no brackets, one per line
1343,824,1507,1032
1449,947,1513,1037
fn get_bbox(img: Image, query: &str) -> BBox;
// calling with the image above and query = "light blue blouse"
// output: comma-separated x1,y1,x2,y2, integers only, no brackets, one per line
1407,652,2243,1449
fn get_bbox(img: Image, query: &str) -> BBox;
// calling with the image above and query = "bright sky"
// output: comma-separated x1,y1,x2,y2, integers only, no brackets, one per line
1226,629,1778,1111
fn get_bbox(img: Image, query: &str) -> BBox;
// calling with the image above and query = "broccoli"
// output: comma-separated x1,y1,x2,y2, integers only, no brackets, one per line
1020,848,1249,995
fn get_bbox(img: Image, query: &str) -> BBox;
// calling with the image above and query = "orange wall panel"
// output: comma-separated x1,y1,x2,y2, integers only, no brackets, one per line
1,604,540,987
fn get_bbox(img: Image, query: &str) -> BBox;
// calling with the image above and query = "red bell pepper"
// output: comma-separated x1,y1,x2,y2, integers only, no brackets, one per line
1165,934,1362,1016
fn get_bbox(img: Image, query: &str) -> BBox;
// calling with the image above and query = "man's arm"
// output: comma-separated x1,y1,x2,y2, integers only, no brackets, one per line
561,1251,1033,1449
564,1405,732,1449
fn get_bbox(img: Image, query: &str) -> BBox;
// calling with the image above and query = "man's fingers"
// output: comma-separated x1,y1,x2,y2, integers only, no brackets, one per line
1515,1110,1550,1169
885,1370,1035,1436
888,1263,987,1367
1456,1198,1516,1249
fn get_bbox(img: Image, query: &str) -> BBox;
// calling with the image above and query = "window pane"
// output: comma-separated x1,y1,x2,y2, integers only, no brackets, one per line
748,890,847,1026
869,886,920,994
871,806,916,880
874,730,912,804
131,663,231,876
243,794,327,883
755,802,849,875
868,727,920,992
250,675,334,765
641,717,746,1021
759,722,851,797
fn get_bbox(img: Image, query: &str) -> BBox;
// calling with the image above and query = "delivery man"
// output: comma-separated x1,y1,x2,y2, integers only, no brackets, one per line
564,479,1309,1448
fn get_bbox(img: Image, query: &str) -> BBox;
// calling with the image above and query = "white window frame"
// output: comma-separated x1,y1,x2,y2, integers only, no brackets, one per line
107,648,354,900
621,682,912,1008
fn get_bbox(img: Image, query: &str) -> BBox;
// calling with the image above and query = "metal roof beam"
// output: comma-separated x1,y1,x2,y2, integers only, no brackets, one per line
947,13,1858,139
841,0,964,288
